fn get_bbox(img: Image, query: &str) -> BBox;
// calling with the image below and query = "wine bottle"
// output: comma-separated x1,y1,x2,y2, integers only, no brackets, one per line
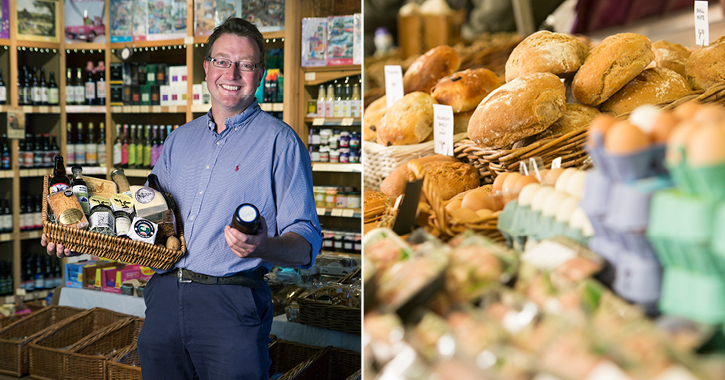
150,125,160,169
66,122,75,166
40,68,48,105
65,68,73,105
49,155,70,194
143,125,151,169
86,122,97,166
31,67,40,106
96,61,106,106
71,165,90,215
127,124,136,169
135,125,143,169
113,123,122,168
97,122,107,167
33,133,43,168
42,134,52,168
48,71,59,105
84,61,96,105
121,124,129,169
0,69,6,105
75,122,86,165
74,68,85,106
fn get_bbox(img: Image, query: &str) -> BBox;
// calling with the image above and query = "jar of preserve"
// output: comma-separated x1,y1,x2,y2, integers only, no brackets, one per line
323,231,335,249
319,146,330,162
114,210,132,237
347,192,361,209
350,132,360,149
325,187,337,208
349,149,359,163
231,203,261,235
309,145,320,162
343,233,355,253
339,131,350,148
89,203,116,236
333,233,344,251
329,149,340,163
335,192,348,208
339,151,349,163
314,187,326,207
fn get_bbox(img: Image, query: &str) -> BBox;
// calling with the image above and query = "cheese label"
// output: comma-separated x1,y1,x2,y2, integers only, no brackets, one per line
134,187,156,204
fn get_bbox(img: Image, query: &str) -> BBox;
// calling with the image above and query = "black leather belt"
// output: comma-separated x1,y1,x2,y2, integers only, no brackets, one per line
167,267,267,289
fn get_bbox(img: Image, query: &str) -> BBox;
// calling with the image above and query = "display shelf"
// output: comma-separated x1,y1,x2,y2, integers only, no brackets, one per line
0,171,12,179
110,38,187,50
19,169,52,178
312,163,362,173
110,105,188,114
20,230,43,240
191,104,211,113
18,106,62,114
0,105,10,113
123,169,152,178
316,208,361,218
307,117,360,126
2,290,50,305
64,166,107,175
0,38,10,46
192,30,285,46
65,105,108,114
65,43,106,51
261,103,285,112
16,41,61,50
302,65,361,86
0,233,11,242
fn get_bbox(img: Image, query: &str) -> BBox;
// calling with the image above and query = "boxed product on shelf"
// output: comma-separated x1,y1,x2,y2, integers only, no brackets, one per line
100,265,154,294
110,0,133,42
64,261,97,288
82,261,123,291
301,17,328,67
146,0,187,41
326,15,354,66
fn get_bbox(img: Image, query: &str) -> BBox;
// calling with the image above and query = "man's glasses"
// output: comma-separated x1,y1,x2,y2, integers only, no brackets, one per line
206,57,262,72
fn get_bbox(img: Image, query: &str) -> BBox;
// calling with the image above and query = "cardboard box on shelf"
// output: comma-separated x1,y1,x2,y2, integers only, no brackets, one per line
101,265,154,294
397,10,466,59
82,261,123,291
64,261,96,288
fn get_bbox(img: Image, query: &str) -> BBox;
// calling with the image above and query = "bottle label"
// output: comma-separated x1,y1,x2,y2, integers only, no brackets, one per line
49,88,59,105
128,145,136,165
50,183,70,194
352,100,361,118
115,215,131,235
98,145,107,166
43,152,53,166
0,86,6,102
74,87,84,104
150,145,161,168
121,144,129,165
0,156,8,169
66,145,75,166
73,185,90,214
65,87,73,103
34,211,42,229
333,101,341,118
85,82,96,100
0,214,11,232
114,143,122,165
317,100,325,117
325,102,333,118
32,87,41,102
136,146,143,166
90,210,115,231
143,145,151,167
86,143,98,164
41,88,49,104
342,100,351,117
34,152,43,167
75,144,86,164
97,82,106,99
35,274,44,289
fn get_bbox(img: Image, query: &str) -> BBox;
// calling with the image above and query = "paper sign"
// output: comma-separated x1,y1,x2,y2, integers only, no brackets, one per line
342,209,355,217
384,65,404,109
392,178,424,235
695,1,709,46
331,208,343,217
7,110,26,139
305,72,316,81
312,118,325,126
316,207,325,216
433,104,454,156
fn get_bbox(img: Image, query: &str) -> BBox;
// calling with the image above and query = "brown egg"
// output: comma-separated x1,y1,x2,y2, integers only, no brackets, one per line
651,110,679,144
450,207,479,224
445,198,462,213
501,173,523,202
587,114,616,147
687,124,725,167
514,175,540,194
542,168,565,186
461,190,490,211
492,172,511,193
673,100,702,121
693,104,725,125
666,121,701,165
604,121,650,155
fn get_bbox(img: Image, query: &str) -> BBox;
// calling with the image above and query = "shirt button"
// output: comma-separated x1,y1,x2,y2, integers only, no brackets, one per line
234,127,238,131
216,141,221,145
199,191,203,194
190,216,195,221
206,165,210,169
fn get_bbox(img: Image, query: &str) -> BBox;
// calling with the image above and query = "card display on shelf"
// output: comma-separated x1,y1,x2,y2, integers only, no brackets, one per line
215,0,238,27
327,15,354,66
194,0,215,37
132,0,147,41
353,13,362,65
64,0,105,44
146,0,187,40
301,17,327,67
16,0,60,42
0,0,9,39
242,0,283,32
194,0,285,37
7,110,26,140
110,0,133,42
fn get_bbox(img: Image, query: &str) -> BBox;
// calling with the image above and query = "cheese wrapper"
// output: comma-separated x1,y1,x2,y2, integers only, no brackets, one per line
47,189,90,229
127,217,158,244
84,176,118,198
88,195,113,210
145,209,177,241
130,185,169,218
111,193,135,214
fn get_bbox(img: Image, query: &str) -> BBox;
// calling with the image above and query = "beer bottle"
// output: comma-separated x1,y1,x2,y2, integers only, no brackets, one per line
49,155,70,194
71,165,90,215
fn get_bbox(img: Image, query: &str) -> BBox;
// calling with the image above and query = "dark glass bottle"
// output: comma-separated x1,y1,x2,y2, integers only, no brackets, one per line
48,71,59,105
24,70,32,105
0,68,6,105
49,155,70,194
96,61,106,105
85,61,96,105
24,256,35,292
31,67,40,105
0,134,9,170
231,203,261,235
43,134,52,168
65,67,74,105
75,68,84,106
18,196,27,232
44,256,53,289
34,256,44,291
33,133,43,168
50,134,60,161
40,68,48,105
17,69,24,105
75,122,86,165
33,195,42,230
71,165,90,215
1,199,11,233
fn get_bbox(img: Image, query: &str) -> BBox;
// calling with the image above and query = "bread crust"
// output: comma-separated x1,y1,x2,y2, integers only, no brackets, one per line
652,40,690,78
423,161,480,201
377,92,437,146
363,96,387,142
403,45,461,94
380,155,458,198
467,72,566,149
430,68,502,113
686,43,725,90
505,30,589,82
572,33,654,106
600,67,691,116
533,103,599,140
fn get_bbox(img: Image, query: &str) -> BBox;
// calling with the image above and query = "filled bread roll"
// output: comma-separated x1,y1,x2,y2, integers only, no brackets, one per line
572,33,654,106
505,31,589,82
686,42,725,90
430,68,502,113
600,67,691,116
652,40,690,78
468,72,566,149
364,95,387,142
377,92,437,146
403,45,461,94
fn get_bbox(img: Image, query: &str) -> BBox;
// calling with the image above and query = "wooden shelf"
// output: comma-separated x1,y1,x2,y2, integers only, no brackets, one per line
20,230,43,240
65,105,108,114
306,117,360,126
124,169,152,178
110,105,187,114
261,103,285,112
191,104,211,113
0,171,13,179
110,38,188,49
16,41,61,49
19,169,52,178
302,66,361,85
311,163,362,173
17,106,62,114
64,166,107,175
65,43,107,51
0,233,11,242
3,290,50,305
316,208,361,218
0,38,10,46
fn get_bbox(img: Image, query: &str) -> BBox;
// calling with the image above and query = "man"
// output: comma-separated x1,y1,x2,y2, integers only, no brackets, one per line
43,17,321,379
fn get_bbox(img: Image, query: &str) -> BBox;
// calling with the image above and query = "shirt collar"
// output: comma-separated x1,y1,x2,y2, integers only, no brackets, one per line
206,102,261,132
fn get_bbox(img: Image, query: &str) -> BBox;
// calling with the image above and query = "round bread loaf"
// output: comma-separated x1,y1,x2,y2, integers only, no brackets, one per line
424,161,480,201
686,43,725,90
364,95,387,142
468,72,566,149
377,92,437,146
380,154,458,198
454,109,475,135
652,40,690,78
403,45,461,94
534,103,599,140
505,31,589,82
430,68,502,113
572,33,654,106
600,67,691,116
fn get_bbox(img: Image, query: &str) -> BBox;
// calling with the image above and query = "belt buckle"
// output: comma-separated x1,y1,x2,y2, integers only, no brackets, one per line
178,268,192,283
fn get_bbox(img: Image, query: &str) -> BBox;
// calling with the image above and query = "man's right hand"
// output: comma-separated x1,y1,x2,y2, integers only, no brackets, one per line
41,233,78,258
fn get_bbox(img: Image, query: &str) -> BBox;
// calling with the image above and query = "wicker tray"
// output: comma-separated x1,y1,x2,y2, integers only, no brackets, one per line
63,317,144,380
279,346,361,380
0,306,83,377
338,268,361,285
28,307,131,380
269,339,324,378
105,343,141,380
363,133,468,191
455,128,589,183
42,175,186,270
297,285,361,335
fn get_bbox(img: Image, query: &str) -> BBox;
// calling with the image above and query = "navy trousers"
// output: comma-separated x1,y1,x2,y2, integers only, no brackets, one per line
137,273,273,380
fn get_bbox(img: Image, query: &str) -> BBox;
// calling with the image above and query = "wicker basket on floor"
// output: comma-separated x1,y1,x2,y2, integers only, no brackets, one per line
297,285,361,335
42,175,186,270
28,307,131,380
269,339,324,378
63,317,144,380
105,343,141,380
0,306,83,377
279,346,361,380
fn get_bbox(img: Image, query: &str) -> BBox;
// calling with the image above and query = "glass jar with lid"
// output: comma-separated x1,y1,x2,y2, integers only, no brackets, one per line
319,146,330,162
309,145,320,162
89,203,116,236
325,187,337,208
329,149,340,163
339,131,350,148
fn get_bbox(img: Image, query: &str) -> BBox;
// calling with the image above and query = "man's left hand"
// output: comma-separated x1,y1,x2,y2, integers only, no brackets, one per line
223,215,269,259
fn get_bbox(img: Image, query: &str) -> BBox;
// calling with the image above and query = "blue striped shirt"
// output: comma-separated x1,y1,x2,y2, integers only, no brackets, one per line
151,102,322,276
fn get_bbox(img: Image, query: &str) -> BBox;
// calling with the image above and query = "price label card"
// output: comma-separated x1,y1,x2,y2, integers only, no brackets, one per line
342,209,355,217
39,106,49,113
433,104,454,156
152,106,161,113
551,157,562,169
316,207,325,216
305,72,316,82
184,36,194,44
131,106,140,113
169,106,178,113
331,208,344,217
341,118,354,126
695,1,709,46
384,65,404,109
312,118,325,126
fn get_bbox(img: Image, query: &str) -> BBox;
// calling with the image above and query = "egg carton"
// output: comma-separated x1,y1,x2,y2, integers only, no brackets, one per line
579,169,612,219
603,177,672,234
668,159,725,202
612,248,662,308
587,132,668,182
647,189,725,276
659,266,725,325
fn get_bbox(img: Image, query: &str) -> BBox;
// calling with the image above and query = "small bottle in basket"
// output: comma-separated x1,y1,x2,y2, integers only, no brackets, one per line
49,155,70,194
70,165,90,215
231,204,261,235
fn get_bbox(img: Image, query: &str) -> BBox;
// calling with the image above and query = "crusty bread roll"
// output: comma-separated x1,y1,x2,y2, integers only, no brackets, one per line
533,103,599,140
364,95,387,142
686,43,725,90
377,92,437,146
652,40,690,78
424,161,480,201
403,45,461,94
505,31,589,82
430,68,502,113
600,67,691,116
380,154,458,198
468,72,566,149
572,33,654,106
454,109,475,135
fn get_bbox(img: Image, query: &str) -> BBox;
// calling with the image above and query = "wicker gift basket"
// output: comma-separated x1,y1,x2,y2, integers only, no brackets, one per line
28,307,131,380
279,345,361,380
42,175,186,270
0,306,83,377
296,284,361,335
63,317,144,380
